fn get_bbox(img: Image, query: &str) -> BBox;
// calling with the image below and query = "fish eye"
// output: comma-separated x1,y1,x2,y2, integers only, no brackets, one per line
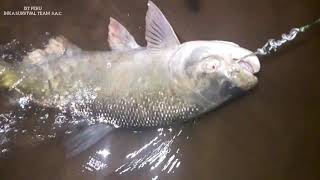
202,57,221,72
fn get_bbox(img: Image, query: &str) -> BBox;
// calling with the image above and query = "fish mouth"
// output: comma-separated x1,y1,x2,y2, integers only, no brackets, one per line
238,60,254,74
235,54,260,74
229,60,259,91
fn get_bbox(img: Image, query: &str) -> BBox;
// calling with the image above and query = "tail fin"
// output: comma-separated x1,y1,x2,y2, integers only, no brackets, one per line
0,60,8,88
0,36,81,90
0,61,19,90
0,61,5,73
0,61,6,85
0,39,27,89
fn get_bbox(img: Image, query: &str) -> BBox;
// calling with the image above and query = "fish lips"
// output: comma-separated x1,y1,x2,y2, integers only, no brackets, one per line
237,55,260,74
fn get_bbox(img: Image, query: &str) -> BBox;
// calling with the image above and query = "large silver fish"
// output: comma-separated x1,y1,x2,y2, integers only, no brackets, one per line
0,1,260,128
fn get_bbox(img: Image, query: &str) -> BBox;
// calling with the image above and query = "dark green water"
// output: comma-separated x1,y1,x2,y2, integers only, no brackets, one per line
0,0,319,179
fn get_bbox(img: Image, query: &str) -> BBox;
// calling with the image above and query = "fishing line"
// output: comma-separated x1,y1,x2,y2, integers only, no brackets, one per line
239,17,320,61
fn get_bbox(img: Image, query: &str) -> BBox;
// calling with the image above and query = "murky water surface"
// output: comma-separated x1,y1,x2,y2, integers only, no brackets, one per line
0,0,320,179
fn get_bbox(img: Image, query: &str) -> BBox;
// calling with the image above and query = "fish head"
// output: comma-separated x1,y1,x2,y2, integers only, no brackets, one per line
170,40,259,108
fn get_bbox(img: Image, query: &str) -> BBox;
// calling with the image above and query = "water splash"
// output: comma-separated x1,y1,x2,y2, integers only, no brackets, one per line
0,112,17,155
0,84,108,156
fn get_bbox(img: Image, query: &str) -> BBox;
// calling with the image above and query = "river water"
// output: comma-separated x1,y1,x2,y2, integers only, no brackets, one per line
0,0,319,180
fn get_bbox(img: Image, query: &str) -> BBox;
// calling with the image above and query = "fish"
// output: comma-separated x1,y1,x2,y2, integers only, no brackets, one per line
0,1,260,129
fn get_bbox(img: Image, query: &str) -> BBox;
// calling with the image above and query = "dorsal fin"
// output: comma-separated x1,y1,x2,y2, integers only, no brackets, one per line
145,1,180,50
108,17,140,51
24,36,81,64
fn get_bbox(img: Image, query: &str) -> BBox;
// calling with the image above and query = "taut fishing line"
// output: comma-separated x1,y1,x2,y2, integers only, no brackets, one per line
239,18,320,61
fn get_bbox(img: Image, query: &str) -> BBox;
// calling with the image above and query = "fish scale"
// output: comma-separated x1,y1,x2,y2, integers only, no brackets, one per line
71,90,201,127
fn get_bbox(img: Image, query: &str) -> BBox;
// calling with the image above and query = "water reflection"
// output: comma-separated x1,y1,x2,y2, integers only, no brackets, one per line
115,128,183,174
79,126,191,178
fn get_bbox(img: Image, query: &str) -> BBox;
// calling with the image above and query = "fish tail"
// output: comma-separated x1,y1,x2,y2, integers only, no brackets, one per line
0,39,26,90
0,60,20,90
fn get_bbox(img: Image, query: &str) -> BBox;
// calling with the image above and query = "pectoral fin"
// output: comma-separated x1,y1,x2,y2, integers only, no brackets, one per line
64,123,113,158
108,17,140,51
145,1,180,50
